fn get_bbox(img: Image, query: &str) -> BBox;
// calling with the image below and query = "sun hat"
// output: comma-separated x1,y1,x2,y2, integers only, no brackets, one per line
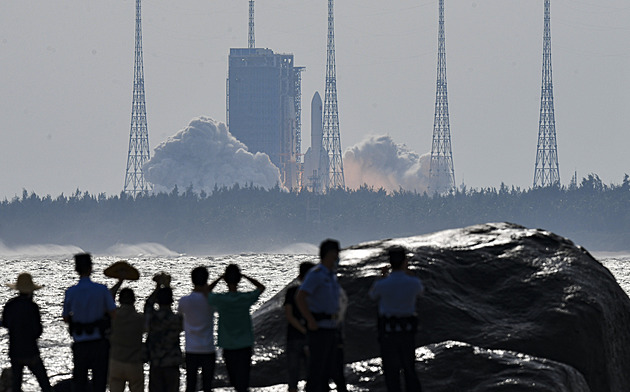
7,273,43,294
104,261,140,281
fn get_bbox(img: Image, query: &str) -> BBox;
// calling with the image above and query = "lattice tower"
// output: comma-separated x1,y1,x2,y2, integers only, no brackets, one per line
319,0,345,190
533,0,560,187
124,0,152,196
248,0,255,49
429,0,455,195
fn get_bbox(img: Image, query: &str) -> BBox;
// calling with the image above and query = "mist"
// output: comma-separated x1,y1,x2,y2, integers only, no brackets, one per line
144,117,283,193
344,135,430,193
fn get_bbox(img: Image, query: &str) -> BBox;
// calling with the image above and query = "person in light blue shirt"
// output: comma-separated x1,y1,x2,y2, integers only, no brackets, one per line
62,253,117,392
296,239,342,392
369,246,424,392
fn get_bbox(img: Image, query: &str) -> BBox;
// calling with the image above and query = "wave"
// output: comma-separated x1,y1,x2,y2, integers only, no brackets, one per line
104,242,181,257
0,240,83,257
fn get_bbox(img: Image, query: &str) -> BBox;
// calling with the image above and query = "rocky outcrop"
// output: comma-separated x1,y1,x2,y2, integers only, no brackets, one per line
248,222,630,391
346,341,591,391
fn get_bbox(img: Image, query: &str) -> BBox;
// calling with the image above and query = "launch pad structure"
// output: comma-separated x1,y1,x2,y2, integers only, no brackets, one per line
124,0,152,196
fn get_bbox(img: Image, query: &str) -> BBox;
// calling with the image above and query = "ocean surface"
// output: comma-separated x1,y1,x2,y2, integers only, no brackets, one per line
0,251,628,391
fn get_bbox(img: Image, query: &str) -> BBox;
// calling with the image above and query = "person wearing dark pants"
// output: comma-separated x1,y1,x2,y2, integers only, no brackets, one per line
63,253,117,392
2,273,53,392
296,239,343,392
369,246,425,392
207,264,266,392
179,266,217,392
284,262,315,392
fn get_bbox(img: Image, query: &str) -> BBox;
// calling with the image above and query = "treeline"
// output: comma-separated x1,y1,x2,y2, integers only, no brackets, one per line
1,173,629,253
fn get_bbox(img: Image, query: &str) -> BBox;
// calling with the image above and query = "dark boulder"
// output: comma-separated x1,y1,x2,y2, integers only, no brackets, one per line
248,222,630,392
346,341,591,391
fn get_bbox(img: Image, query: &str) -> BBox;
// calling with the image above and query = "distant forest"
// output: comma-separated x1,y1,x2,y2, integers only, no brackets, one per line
1,173,629,254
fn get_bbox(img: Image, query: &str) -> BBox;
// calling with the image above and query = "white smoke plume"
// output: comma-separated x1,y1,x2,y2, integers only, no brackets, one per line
343,135,431,193
144,117,283,193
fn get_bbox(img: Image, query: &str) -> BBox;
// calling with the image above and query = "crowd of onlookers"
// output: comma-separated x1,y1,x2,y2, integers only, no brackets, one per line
2,239,425,392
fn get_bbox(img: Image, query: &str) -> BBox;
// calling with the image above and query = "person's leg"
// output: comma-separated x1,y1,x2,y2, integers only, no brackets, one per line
26,356,53,392
330,338,347,392
185,353,200,392
127,362,145,392
306,329,336,392
91,339,110,392
108,359,125,392
380,335,402,392
199,352,216,392
399,333,421,392
72,342,90,391
10,358,25,392
163,365,180,392
286,340,303,391
223,347,252,392
148,365,162,392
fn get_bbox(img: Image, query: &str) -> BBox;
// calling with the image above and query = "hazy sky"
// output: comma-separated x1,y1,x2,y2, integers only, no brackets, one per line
1,0,629,199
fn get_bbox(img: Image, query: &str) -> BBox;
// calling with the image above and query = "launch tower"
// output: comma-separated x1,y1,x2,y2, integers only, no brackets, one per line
533,0,560,187
124,0,152,196
429,0,455,195
319,0,345,190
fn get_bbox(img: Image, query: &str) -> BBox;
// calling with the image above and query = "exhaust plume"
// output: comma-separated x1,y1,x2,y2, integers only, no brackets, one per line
144,117,283,193
343,135,430,193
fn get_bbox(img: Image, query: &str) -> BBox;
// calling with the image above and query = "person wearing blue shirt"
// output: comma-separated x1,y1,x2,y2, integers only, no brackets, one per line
369,246,424,392
62,253,117,392
296,239,342,392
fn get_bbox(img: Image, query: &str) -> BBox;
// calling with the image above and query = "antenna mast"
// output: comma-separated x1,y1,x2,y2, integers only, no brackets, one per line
248,0,255,49
319,0,345,190
429,0,455,195
124,0,152,196
533,0,560,187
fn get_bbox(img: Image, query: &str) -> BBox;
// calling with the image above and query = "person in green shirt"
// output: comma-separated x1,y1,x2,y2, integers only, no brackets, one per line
207,264,265,392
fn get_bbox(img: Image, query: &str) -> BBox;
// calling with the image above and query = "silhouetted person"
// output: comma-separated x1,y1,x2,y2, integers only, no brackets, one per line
63,253,117,392
2,273,53,392
284,261,315,392
208,264,266,392
145,276,183,392
109,288,145,392
296,239,343,392
179,266,216,392
369,246,424,392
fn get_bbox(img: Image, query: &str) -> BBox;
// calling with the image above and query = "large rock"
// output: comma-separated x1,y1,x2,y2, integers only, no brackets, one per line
248,222,630,391
346,341,591,391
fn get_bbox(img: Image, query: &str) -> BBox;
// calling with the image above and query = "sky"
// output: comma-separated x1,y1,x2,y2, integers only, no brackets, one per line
1,0,629,199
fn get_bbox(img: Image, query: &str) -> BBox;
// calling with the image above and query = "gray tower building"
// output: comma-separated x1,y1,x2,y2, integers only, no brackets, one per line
227,48,303,188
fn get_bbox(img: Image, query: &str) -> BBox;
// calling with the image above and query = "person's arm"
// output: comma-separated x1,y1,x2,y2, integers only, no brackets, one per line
243,274,266,294
284,295,307,335
296,290,317,331
208,275,223,293
110,279,124,299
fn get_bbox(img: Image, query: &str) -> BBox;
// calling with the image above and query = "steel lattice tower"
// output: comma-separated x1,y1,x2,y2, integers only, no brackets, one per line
319,0,345,190
124,0,151,196
429,0,455,195
533,0,560,187
248,0,255,49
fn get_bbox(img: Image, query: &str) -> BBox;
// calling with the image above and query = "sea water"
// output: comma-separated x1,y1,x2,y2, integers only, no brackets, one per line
0,253,628,391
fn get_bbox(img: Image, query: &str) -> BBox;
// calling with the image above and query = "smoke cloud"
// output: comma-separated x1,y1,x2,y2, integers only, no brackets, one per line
144,117,283,193
343,135,431,193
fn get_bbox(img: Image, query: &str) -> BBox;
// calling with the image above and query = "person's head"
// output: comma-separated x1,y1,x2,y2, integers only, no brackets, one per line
298,262,315,281
7,273,43,295
319,239,340,264
74,253,93,276
156,287,173,306
191,266,209,287
388,246,408,270
119,288,135,305
224,264,242,285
